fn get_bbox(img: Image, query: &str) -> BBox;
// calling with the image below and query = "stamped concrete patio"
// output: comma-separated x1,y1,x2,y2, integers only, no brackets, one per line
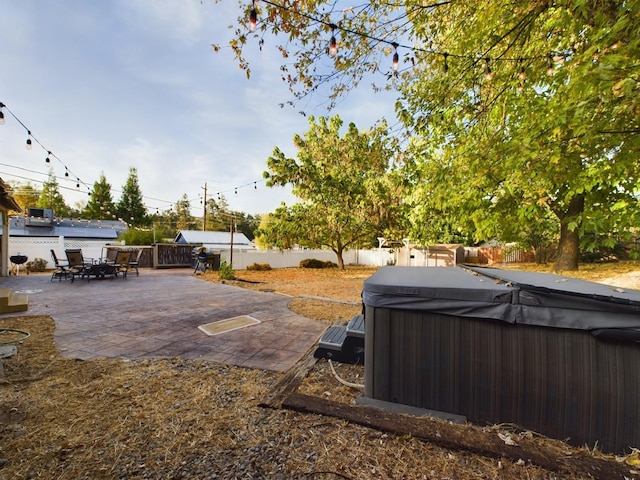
0,268,328,372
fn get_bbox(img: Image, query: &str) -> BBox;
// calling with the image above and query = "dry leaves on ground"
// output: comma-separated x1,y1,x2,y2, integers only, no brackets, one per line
1,264,639,479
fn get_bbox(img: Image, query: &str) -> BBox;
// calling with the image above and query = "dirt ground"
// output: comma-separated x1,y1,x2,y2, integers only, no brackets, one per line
1,263,640,479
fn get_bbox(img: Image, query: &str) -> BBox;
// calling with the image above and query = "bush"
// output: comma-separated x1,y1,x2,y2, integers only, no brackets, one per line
247,263,272,271
218,260,235,280
117,228,156,246
299,258,337,269
26,258,47,272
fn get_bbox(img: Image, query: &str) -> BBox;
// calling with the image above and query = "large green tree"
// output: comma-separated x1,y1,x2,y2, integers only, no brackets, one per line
117,167,148,227
264,115,400,269
37,171,70,217
83,173,117,220
219,0,640,270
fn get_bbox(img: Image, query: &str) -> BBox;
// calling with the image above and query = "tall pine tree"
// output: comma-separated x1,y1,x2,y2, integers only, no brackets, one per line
37,171,70,218
116,167,147,227
83,173,117,220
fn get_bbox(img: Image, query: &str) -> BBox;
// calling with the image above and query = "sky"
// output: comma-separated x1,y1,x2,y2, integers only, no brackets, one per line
0,0,399,217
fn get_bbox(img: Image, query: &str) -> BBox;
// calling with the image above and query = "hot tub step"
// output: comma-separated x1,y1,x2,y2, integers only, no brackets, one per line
346,314,364,338
317,326,347,351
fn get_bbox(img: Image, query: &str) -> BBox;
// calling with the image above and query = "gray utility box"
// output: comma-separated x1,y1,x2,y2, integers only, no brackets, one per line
362,265,640,454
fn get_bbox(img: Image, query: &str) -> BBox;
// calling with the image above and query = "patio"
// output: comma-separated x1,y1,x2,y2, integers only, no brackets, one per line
0,268,327,372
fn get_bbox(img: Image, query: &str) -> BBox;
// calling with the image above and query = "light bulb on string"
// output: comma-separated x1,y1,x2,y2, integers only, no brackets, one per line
254,182,257,190
249,2,257,32
0,102,5,125
26,131,32,150
484,58,493,81
329,24,338,57
392,43,399,73
234,188,238,195
443,53,449,73
518,62,526,82
64,168,69,177
45,151,51,163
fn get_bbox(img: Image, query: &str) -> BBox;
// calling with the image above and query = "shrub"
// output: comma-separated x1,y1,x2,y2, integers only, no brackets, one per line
218,260,235,280
117,228,156,246
299,258,337,269
247,263,272,271
26,258,47,272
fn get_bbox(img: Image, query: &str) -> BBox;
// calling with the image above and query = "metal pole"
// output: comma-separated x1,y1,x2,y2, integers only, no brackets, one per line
201,183,207,231
229,215,234,266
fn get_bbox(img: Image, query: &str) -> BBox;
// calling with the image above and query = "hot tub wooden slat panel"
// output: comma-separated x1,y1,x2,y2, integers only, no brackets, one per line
364,306,640,453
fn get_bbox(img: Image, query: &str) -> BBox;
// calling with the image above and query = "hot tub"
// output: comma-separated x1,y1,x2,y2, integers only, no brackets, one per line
362,265,640,453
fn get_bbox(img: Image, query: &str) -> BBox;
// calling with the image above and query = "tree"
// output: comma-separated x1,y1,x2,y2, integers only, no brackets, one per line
37,170,70,217
117,167,148,227
396,1,640,270
219,0,640,270
264,115,399,269
7,181,40,212
174,194,195,231
83,173,117,220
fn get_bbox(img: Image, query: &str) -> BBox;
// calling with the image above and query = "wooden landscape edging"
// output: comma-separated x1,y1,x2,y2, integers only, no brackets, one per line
280,392,634,480
260,346,636,480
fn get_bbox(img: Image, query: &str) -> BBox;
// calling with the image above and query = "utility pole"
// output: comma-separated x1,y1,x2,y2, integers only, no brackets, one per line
201,183,207,231
229,214,235,266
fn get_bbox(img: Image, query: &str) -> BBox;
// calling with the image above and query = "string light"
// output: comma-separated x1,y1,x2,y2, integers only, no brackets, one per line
484,58,493,81
1,101,92,197
249,1,257,32
246,0,566,83
0,102,4,125
392,43,399,73
329,24,338,57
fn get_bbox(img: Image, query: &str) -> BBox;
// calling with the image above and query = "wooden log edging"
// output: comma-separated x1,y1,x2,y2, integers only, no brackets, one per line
279,392,635,480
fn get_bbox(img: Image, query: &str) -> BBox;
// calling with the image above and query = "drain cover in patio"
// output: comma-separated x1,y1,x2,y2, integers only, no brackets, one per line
198,315,260,336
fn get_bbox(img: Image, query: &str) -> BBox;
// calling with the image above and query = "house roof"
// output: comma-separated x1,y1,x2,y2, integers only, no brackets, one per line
174,230,254,248
7,215,128,240
0,178,22,212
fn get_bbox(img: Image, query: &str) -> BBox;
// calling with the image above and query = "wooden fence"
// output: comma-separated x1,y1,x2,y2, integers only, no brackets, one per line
473,246,535,265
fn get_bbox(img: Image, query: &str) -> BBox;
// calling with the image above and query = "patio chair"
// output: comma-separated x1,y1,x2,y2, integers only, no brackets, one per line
65,248,92,283
50,249,69,282
112,250,132,279
129,249,143,276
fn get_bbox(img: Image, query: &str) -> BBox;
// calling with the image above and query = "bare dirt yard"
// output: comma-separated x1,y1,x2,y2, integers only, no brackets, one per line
1,263,640,479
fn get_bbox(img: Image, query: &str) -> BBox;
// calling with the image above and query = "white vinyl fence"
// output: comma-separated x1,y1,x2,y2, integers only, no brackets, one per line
7,236,397,270
8,237,120,269
219,248,395,269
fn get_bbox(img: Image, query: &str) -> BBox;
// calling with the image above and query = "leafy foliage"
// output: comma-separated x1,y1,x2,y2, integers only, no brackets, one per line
299,258,337,269
220,0,640,271
263,115,401,269
7,181,40,212
246,262,272,271
118,228,156,246
218,260,235,280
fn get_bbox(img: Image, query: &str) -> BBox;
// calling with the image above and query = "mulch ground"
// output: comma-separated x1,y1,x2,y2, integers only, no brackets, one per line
1,265,639,479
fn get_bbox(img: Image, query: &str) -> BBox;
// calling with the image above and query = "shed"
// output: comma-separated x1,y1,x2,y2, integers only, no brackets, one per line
361,265,640,453
174,230,254,250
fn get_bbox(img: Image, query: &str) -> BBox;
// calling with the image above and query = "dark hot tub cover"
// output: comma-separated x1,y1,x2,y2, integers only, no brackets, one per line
362,266,640,332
